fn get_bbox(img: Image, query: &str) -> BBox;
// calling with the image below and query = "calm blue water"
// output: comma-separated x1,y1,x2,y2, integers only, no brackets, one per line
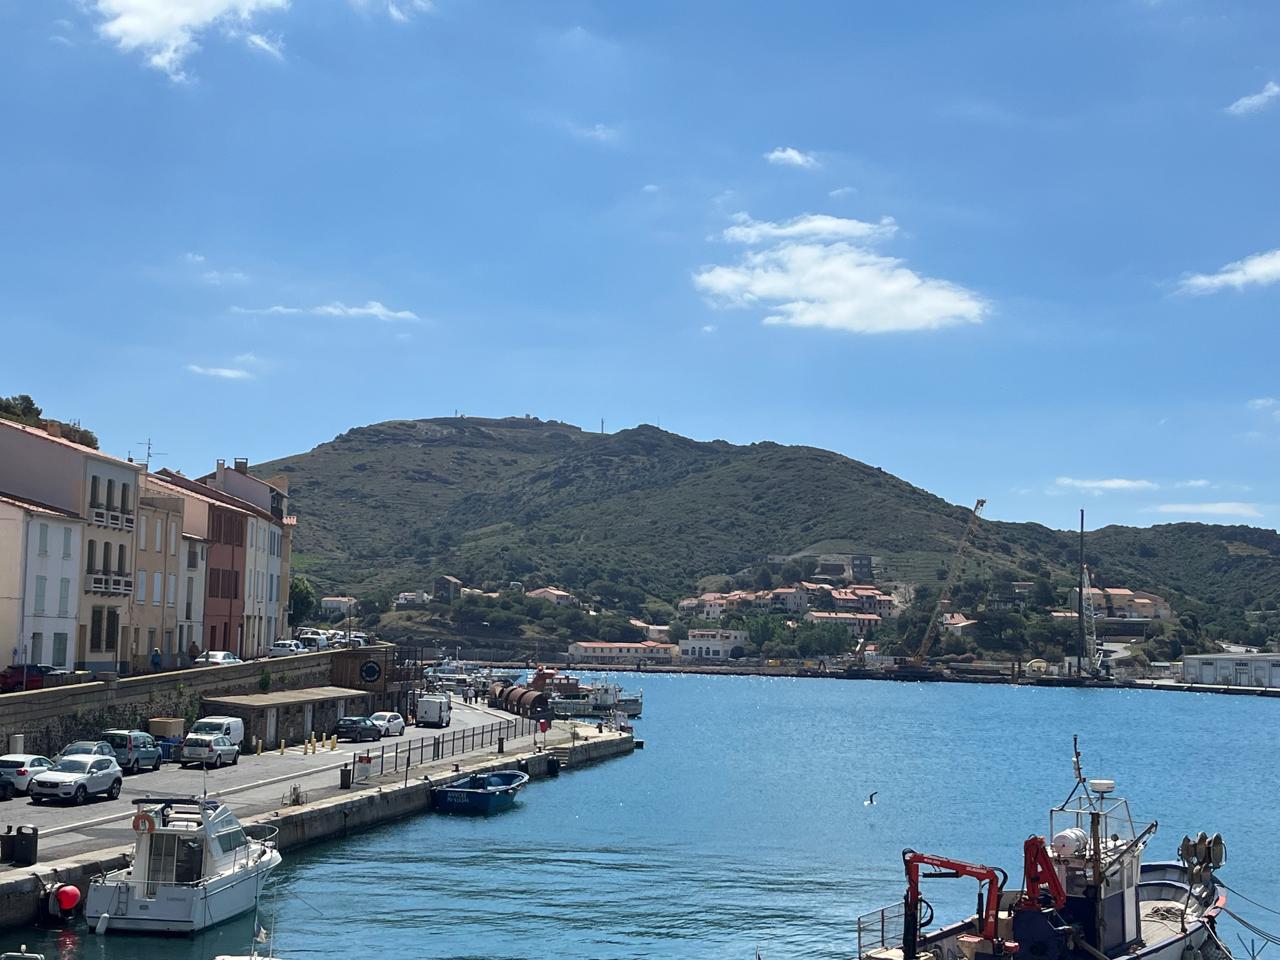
16,675,1280,959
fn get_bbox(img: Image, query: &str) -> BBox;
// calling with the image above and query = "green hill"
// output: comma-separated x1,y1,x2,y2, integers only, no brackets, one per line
258,415,1280,640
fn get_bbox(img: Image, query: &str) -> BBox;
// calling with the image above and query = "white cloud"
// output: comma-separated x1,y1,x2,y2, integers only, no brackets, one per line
90,0,289,81
244,32,283,58
233,300,419,322
1248,397,1278,410
700,324,717,334
722,212,897,245
183,252,206,263
1151,502,1262,518
1178,249,1280,294
693,211,986,335
1226,81,1280,116
765,146,819,169
566,121,620,144
202,269,249,285
828,186,856,198
1175,479,1212,488
351,0,432,21
642,184,660,194
186,363,252,380
233,351,262,364
1054,477,1159,493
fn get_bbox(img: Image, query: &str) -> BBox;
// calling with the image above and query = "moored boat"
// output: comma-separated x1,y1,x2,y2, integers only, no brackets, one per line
856,743,1229,960
85,796,281,935
431,770,529,815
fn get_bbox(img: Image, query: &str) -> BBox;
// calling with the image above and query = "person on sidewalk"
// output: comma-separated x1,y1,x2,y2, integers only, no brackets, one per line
150,647,162,672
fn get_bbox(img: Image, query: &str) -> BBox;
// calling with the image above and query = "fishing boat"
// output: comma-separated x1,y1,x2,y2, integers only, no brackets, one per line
431,770,529,815
85,796,281,934
855,742,1229,960
527,667,643,718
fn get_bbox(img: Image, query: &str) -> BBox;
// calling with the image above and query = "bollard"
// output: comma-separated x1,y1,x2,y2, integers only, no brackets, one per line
497,736,505,755
329,735,337,751
257,739,263,756
279,740,285,755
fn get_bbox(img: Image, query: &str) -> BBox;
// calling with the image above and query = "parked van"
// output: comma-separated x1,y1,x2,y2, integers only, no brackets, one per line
415,693,452,728
190,716,245,749
101,729,162,774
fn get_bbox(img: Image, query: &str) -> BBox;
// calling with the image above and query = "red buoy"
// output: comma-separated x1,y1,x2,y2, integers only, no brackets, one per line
54,884,81,912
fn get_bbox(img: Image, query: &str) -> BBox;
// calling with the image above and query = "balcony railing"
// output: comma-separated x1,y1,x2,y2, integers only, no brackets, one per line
89,508,135,531
85,574,134,596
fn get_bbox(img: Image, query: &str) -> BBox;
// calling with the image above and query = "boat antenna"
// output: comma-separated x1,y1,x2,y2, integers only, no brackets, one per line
1072,735,1084,785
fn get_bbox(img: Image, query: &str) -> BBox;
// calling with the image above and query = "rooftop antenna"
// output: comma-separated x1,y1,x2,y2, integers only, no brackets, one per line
137,437,166,470
600,417,605,434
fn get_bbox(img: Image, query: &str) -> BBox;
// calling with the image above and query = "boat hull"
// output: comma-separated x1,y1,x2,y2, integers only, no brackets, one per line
84,849,281,935
431,771,528,815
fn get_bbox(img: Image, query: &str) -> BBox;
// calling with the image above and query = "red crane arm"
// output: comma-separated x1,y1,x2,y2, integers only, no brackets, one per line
903,850,1005,942
1018,836,1067,911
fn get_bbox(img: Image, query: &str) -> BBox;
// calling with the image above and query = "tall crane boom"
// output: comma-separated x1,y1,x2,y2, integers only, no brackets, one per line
914,498,986,663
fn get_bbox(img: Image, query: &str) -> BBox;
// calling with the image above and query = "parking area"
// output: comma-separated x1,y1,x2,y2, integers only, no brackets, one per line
0,700,528,861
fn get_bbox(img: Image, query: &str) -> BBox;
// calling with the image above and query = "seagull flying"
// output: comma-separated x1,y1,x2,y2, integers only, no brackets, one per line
864,791,878,806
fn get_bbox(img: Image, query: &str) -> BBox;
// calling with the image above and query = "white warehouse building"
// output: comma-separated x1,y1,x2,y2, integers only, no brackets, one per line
1182,653,1280,688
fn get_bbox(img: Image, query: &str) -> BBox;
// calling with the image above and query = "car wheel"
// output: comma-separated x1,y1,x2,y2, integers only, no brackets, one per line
152,755,162,771
107,779,121,800
74,785,88,805
128,759,140,775
31,796,43,805
214,753,224,768
231,751,239,766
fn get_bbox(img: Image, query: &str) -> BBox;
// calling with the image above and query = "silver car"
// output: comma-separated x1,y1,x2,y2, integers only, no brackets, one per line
179,734,239,768
55,740,115,762
0,754,53,796
30,756,123,804
102,729,162,774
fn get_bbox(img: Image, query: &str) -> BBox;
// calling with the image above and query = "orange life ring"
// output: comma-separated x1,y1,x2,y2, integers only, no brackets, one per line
131,812,156,833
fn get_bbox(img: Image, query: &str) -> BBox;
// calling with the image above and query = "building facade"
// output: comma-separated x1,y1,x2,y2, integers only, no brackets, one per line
179,533,207,662
683,628,747,659
1182,653,1280,688
567,640,680,664
131,492,185,670
0,493,84,669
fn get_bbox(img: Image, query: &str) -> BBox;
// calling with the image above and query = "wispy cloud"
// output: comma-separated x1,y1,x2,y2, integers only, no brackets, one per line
233,300,420,322
1175,479,1212,489
1054,477,1159,493
186,363,253,380
1150,502,1262,518
765,146,819,169
184,252,206,264
641,184,660,194
565,121,620,144
693,211,986,335
244,32,283,58
1226,81,1280,116
1248,397,1279,410
1178,249,1280,294
700,324,717,334
202,269,250,285
828,186,856,199
351,0,433,22
88,0,289,81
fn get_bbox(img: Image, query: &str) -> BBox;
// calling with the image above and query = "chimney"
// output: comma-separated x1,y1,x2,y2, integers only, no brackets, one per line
44,422,62,439
234,458,249,474
216,459,225,472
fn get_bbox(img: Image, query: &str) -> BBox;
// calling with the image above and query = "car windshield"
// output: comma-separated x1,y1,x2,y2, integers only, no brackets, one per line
63,742,97,754
103,733,129,748
50,759,90,773
191,722,223,735
186,736,213,746
339,717,362,723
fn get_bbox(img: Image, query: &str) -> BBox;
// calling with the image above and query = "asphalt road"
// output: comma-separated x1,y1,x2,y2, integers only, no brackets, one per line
1,701,521,860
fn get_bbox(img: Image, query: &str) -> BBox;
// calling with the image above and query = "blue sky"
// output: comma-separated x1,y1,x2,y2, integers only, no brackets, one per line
2,1,1279,533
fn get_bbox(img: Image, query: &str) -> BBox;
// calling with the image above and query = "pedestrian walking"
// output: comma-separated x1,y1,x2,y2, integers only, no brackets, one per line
150,647,162,672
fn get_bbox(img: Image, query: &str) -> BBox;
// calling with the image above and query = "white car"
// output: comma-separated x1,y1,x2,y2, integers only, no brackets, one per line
179,734,239,768
370,711,406,736
0,754,53,795
194,650,244,666
29,756,123,805
268,640,306,658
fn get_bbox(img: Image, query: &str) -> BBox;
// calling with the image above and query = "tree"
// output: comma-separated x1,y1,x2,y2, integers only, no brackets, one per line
668,622,688,643
289,575,317,622
780,562,802,585
753,566,775,590
0,394,41,423
1031,578,1056,610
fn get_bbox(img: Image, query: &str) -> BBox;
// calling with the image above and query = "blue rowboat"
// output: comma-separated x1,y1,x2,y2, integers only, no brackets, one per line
431,770,529,815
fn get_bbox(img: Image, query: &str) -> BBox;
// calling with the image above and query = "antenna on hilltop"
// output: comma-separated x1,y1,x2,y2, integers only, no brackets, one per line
600,418,605,434
137,437,167,470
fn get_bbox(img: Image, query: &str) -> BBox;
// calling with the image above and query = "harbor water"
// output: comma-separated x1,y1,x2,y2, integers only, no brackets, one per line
17,674,1280,959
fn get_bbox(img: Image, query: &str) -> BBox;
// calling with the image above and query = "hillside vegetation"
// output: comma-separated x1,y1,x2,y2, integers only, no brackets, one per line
259,416,1280,644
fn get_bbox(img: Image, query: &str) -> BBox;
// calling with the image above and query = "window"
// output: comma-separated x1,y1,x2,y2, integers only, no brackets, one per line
117,544,126,576
169,521,177,555
185,577,193,620
106,478,115,511
62,527,72,559
53,632,68,666
187,545,198,569
33,576,47,614
137,571,147,603
31,632,42,662
102,546,112,576
89,475,101,508
137,516,147,550
154,520,162,552
58,578,70,617
153,571,162,606
89,606,103,652
167,573,176,607
86,539,96,575
37,523,48,556
207,568,218,598
120,482,130,514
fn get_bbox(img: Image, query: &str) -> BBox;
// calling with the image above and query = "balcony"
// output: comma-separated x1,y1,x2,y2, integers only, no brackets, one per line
88,508,135,531
85,574,134,596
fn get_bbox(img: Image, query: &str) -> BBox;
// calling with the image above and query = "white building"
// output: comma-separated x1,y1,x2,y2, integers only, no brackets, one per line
684,628,747,659
527,586,578,607
804,610,881,638
1182,653,1280,688
321,596,356,616
0,492,84,669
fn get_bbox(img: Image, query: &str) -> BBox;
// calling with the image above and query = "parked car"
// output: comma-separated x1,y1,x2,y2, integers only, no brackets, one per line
29,756,123,805
415,694,452,728
370,711,406,736
189,716,245,749
0,754,53,796
297,630,328,650
55,740,115,762
193,650,244,666
0,664,69,693
179,734,239,768
334,716,383,742
268,639,306,658
103,729,162,774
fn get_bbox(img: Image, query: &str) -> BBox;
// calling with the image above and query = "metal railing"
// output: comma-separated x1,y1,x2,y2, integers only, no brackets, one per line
348,717,541,778
856,900,905,958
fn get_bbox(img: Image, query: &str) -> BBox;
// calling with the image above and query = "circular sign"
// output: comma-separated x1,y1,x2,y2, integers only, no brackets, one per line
359,659,382,683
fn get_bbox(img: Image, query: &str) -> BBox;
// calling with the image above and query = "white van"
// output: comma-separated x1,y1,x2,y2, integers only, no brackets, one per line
190,716,245,749
415,694,452,728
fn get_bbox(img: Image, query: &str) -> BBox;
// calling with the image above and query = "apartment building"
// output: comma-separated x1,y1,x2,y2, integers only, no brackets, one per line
179,533,208,661
0,419,143,671
130,492,185,670
0,492,84,669
683,628,747,659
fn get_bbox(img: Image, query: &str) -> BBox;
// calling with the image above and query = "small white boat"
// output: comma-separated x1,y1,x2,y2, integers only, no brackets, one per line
85,796,281,935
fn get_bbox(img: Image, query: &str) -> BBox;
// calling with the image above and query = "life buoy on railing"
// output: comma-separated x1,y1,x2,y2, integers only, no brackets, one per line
131,812,156,833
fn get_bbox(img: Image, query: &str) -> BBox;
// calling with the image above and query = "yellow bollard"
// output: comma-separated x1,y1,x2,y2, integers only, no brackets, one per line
256,739,263,756
329,735,337,751
279,739,285,755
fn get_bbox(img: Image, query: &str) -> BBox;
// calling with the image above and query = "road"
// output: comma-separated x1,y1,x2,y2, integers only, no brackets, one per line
1,701,526,861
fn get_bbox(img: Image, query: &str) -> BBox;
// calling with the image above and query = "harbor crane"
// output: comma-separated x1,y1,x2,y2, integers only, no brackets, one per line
904,498,986,672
